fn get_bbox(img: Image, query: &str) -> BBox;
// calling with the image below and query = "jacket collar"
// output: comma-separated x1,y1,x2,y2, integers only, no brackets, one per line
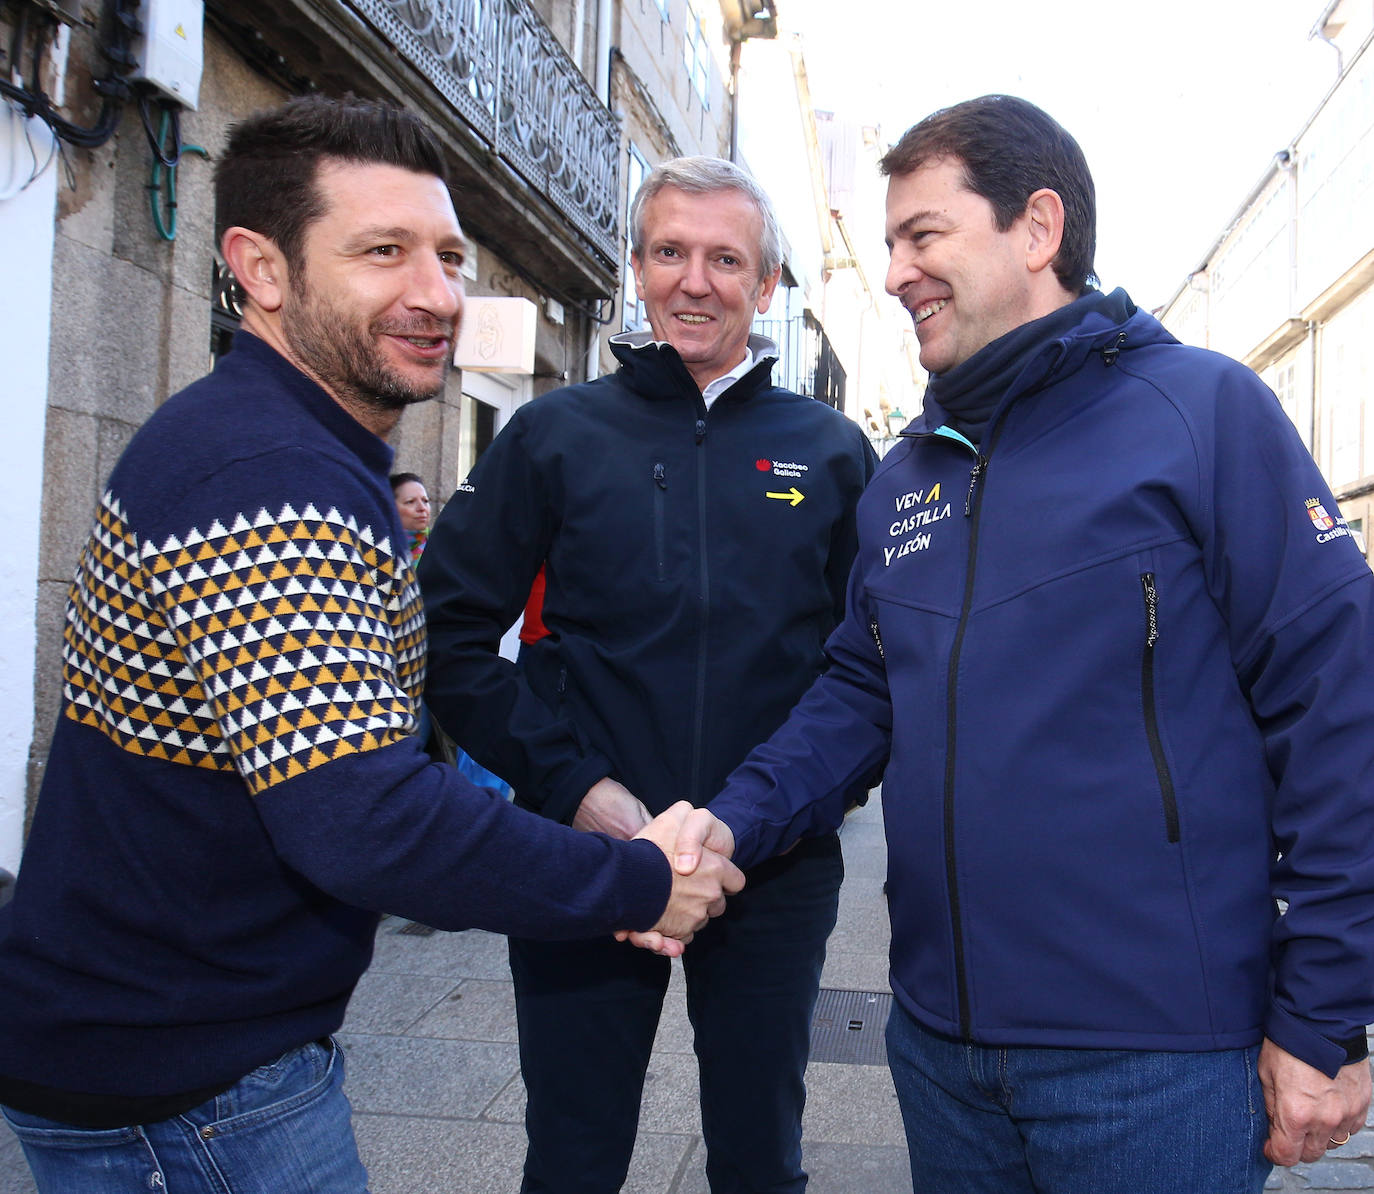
607,331,781,404
902,288,1177,439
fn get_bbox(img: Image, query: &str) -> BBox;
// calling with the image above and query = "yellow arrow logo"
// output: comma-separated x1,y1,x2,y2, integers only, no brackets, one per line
765,487,805,506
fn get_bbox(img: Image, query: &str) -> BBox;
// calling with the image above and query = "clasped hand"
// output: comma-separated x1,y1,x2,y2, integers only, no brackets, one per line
571,779,740,958
624,800,740,956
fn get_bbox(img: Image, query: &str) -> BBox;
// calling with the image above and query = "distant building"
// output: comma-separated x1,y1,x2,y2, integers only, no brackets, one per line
1159,0,1374,564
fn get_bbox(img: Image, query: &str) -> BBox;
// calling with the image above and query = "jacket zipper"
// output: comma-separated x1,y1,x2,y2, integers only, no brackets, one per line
945,437,995,1038
1139,572,1180,843
653,462,668,582
689,416,710,802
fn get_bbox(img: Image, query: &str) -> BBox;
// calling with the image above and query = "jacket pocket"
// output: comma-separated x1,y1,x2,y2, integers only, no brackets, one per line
653,462,668,582
1140,571,1180,843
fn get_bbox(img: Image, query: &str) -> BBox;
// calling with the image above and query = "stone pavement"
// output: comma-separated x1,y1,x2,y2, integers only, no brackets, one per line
1,790,1372,1192
340,792,911,1194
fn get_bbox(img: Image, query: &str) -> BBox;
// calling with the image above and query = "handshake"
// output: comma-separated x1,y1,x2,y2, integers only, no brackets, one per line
573,777,741,957
623,800,742,956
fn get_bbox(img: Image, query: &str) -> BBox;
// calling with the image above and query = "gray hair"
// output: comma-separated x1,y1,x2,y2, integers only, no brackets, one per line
629,156,783,279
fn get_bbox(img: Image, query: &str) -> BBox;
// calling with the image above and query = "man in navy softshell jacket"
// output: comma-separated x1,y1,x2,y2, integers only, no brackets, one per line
682,95,1374,1193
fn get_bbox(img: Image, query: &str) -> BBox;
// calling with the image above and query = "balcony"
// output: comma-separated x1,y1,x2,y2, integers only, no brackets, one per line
349,0,619,264
212,0,623,297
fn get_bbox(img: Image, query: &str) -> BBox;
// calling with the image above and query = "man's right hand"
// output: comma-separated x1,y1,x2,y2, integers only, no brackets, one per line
572,776,652,839
632,802,744,947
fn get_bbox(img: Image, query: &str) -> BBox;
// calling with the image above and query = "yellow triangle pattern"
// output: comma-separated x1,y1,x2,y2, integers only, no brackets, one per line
62,492,426,795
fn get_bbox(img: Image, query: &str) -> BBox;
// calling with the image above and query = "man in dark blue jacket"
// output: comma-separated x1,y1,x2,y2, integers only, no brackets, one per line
686,96,1374,1193
420,157,877,1193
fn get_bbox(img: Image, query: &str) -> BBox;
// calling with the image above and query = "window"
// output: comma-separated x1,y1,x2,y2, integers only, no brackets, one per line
1318,286,1374,490
682,0,710,108
1263,350,1309,450
622,145,649,332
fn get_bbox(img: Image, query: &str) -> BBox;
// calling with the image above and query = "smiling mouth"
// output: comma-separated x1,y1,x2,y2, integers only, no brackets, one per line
675,313,712,325
912,299,948,324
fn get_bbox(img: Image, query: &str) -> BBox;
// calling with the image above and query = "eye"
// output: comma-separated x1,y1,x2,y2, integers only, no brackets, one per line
718,255,740,267
370,245,400,258
656,246,680,260
439,250,464,269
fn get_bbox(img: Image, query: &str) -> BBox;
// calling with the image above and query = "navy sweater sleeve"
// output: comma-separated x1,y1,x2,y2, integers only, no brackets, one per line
125,445,667,936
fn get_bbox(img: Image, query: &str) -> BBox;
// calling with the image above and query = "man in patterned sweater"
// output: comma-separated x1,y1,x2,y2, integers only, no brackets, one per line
0,96,741,1194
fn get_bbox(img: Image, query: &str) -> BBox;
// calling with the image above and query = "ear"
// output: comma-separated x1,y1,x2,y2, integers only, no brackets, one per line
755,265,782,316
221,226,290,314
1023,188,1065,277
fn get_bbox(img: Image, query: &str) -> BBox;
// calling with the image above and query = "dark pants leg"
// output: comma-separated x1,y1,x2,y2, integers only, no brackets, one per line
509,933,669,1194
685,833,843,1194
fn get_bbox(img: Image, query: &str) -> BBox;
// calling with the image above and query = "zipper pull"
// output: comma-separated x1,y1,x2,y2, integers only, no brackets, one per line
964,456,987,516
1140,573,1159,646
1100,332,1127,366
695,418,707,444
653,462,667,489
869,618,885,661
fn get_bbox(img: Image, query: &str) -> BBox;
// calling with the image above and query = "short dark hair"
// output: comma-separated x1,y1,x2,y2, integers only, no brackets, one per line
215,94,448,275
390,472,425,493
880,95,1097,295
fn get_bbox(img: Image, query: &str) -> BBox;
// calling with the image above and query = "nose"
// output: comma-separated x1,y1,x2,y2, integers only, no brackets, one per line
408,254,464,322
681,252,711,297
884,246,920,299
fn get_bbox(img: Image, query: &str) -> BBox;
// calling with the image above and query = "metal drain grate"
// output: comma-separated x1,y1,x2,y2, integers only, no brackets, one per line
395,920,438,937
808,988,892,1065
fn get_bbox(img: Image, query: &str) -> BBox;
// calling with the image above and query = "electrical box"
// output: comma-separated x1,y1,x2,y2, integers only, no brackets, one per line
131,0,204,109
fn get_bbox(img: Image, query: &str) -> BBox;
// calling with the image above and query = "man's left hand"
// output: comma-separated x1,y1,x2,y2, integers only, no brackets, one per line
1259,1037,1371,1166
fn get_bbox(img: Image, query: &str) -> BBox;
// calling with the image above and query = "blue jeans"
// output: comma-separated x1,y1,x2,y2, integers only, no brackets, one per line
1,1038,369,1194
510,832,843,1194
885,1003,1270,1193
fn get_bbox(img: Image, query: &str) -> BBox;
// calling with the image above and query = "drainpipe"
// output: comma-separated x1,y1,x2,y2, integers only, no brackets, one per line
728,40,742,162
1311,21,1343,78
1307,319,1319,456
596,0,613,103
571,0,586,76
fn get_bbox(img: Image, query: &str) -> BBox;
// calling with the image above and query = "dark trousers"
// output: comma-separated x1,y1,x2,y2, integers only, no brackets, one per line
509,832,843,1194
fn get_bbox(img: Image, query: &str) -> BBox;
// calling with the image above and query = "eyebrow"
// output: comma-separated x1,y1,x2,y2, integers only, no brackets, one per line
886,209,948,247
340,226,468,254
649,235,752,259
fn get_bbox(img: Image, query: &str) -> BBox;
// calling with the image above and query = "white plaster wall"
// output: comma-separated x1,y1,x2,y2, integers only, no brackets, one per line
0,113,57,875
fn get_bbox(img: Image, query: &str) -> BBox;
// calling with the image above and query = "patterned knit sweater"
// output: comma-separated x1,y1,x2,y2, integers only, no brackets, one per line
0,334,667,1103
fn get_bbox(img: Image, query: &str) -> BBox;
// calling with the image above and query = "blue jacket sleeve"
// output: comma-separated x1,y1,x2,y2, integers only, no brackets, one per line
1191,359,1374,1076
418,413,613,823
709,559,893,870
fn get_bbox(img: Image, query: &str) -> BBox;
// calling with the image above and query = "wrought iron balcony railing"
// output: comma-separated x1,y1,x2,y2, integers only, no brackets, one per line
348,0,621,264
756,312,847,410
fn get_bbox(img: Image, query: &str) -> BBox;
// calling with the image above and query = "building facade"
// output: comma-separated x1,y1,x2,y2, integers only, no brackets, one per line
1159,0,1374,565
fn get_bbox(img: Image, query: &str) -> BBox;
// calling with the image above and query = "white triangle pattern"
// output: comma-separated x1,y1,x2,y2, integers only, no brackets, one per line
62,492,427,794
